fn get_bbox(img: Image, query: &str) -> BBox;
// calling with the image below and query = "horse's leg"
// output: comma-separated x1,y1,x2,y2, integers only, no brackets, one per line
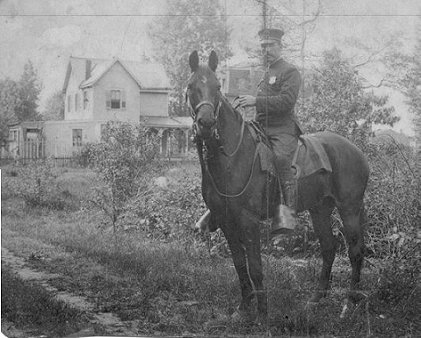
222,225,255,319
240,210,267,322
338,202,365,303
309,200,336,303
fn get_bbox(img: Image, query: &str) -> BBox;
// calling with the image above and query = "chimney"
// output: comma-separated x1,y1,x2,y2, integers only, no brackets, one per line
85,59,92,80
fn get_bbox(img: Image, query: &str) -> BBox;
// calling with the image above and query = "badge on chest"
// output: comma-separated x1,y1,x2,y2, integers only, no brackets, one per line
268,76,276,85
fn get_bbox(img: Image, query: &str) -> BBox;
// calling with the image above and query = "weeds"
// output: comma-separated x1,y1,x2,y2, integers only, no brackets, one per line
2,158,420,336
1,265,89,337
1,160,80,211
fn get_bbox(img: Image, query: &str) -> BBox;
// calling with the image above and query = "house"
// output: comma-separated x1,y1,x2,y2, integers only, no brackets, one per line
219,64,264,121
8,56,193,160
7,121,45,159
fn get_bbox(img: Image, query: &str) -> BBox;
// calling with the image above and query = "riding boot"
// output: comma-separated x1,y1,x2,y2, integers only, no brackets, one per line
271,180,298,236
195,209,218,233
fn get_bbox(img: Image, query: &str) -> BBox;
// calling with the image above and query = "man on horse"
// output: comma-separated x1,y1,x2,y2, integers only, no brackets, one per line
238,27,302,234
196,28,303,235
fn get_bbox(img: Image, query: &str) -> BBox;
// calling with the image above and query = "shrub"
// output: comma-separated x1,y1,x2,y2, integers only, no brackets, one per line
5,159,75,210
364,141,420,258
86,121,160,231
125,164,205,241
371,254,420,333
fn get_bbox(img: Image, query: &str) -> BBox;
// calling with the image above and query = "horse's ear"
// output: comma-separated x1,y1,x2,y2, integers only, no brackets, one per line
189,51,199,72
208,50,218,72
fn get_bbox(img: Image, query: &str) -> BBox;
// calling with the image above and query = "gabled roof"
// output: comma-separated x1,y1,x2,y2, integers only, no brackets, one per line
62,56,171,93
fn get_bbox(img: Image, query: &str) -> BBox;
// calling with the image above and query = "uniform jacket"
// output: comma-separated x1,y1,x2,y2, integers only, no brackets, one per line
255,58,303,135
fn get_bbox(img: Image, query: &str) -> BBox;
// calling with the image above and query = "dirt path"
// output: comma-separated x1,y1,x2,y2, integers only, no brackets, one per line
1,247,139,337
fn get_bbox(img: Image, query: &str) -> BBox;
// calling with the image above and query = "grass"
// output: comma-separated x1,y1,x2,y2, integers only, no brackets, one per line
2,164,420,337
1,265,89,337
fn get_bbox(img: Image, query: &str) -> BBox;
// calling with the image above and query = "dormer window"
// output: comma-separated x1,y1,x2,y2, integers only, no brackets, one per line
106,89,126,110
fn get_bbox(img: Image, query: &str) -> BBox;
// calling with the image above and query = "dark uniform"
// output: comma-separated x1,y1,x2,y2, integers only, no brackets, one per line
256,57,302,205
254,28,303,233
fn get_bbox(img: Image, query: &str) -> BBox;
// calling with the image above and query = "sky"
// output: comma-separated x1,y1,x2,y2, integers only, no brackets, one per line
0,0,419,136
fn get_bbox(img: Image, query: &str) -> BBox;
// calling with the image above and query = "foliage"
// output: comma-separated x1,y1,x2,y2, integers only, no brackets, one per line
125,164,205,241
2,159,75,210
0,78,22,144
374,255,420,318
383,23,421,118
18,60,42,122
2,162,419,336
42,90,64,120
382,21,421,178
298,48,399,150
148,0,232,116
0,60,42,144
364,140,420,259
85,121,160,230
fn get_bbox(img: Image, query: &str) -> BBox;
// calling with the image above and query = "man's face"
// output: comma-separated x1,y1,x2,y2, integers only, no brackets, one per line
261,41,282,65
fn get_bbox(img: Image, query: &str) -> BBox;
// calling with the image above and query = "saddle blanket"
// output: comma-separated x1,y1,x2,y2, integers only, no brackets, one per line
258,133,332,179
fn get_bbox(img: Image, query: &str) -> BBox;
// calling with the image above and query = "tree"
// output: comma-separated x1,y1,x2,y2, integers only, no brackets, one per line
381,20,420,177
298,48,399,150
42,90,64,120
0,78,21,144
149,0,232,116
18,60,42,121
0,60,42,144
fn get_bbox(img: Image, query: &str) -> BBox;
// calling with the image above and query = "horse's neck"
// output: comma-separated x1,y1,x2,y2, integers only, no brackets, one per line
214,97,244,155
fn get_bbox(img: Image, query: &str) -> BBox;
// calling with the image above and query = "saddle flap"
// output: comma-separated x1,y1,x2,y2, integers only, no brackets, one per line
293,134,332,178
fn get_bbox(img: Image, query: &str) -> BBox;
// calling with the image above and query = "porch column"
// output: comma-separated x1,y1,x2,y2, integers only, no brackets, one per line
167,130,171,157
157,129,164,155
185,129,189,154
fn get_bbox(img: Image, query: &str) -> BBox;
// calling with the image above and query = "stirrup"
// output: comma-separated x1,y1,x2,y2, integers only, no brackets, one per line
271,205,297,236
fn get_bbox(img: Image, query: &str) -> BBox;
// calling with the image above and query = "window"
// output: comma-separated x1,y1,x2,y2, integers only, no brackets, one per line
106,90,126,110
83,90,88,109
9,130,18,141
72,129,83,147
75,93,79,111
67,95,71,112
111,90,120,109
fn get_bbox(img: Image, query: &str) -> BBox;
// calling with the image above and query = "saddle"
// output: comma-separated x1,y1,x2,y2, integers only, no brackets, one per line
247,122,332,179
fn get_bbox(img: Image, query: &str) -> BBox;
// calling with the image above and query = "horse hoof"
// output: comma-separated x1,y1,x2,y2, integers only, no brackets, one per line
254,313,268,326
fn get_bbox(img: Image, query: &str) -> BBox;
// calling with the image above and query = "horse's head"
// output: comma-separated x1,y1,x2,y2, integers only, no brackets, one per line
187,50,221,139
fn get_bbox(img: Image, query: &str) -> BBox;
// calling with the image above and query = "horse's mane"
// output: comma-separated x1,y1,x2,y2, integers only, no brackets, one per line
218,93,244,124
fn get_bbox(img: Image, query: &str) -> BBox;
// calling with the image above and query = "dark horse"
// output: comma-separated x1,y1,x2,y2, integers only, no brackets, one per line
187,50,369,321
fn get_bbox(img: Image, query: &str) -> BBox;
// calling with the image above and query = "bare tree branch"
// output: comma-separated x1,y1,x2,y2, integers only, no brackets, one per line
298,0,321,27
353,44,391,68
362,78,391,89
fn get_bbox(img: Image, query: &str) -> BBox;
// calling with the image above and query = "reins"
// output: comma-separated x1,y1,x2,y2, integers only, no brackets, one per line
204,142,259,198
196,96,259,199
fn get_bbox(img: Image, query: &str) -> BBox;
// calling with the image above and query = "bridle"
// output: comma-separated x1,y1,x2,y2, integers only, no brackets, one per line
187,91,245,158
187,90,221,137
187,89,258,199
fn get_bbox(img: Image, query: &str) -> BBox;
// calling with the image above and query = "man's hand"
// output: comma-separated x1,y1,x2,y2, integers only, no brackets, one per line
237,95,256,107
